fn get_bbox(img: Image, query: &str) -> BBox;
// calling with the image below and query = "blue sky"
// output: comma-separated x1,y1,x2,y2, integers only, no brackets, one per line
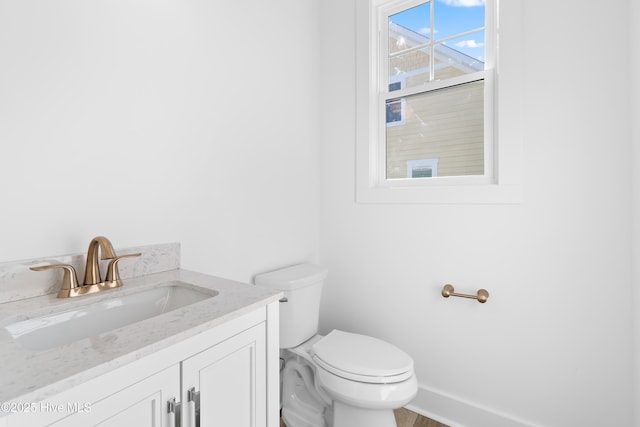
390,0,485,60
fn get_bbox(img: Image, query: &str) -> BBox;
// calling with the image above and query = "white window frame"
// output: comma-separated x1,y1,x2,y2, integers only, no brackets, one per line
356,0,523,204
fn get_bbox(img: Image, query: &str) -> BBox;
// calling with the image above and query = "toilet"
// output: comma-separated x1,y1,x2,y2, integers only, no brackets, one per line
255,264,418,427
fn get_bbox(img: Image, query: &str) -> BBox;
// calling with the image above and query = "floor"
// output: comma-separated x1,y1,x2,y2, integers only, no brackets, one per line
280,408,449,427
393,408,449,427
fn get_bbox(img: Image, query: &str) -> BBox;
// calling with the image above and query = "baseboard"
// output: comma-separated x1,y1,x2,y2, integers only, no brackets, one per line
406,385,540,427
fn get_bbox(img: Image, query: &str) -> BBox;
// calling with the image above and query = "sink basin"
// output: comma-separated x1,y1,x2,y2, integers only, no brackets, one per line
5,282,218,351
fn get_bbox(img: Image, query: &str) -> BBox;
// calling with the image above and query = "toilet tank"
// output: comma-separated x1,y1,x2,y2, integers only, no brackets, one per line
255,264,328,349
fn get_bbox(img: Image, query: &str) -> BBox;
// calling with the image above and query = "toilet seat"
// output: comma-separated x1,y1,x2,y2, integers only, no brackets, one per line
310,330,414,384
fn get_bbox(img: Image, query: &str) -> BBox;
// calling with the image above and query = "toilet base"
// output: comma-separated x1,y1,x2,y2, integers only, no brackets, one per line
333,400,397,427
282,336,413,427
282,357,328,427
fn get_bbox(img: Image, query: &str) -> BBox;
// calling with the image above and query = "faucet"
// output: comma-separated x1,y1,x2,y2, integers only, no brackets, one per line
30,236,141,298
83,236,117,286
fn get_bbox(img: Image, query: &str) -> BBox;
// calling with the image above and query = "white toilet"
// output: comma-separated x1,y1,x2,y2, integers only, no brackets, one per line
255,264,418,427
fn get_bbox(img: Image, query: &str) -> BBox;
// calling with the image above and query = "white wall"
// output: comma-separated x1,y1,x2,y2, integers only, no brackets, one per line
0,0,320,283
318,0,634,426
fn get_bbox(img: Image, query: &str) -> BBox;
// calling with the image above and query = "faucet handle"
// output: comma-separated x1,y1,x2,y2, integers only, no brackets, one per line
105,253,142,286
30,264,80,298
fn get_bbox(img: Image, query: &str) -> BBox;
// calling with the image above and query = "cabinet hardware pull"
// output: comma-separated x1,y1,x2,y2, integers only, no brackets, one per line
279,297,288,303
167,397,181,427
441,284,489,303
187,387,201,427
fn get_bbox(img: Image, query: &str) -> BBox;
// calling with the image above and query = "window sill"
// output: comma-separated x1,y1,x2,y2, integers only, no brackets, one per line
355,181,522,204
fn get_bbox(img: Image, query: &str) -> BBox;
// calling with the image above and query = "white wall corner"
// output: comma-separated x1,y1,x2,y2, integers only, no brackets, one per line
631,0,640,423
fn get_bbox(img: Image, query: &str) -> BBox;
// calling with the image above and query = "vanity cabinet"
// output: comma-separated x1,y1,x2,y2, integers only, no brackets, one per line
49,365,180,427
5,305,277,427
182,324,265,426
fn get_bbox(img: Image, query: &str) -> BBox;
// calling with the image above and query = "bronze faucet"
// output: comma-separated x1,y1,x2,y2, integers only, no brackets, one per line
83,236,117,286
30,236,141,298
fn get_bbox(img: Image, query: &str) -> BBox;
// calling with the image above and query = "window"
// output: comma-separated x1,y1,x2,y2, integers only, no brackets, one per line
356,0,522,203
407,158,439,178
385,1,488,181
386,81,405,125
384,0,492,180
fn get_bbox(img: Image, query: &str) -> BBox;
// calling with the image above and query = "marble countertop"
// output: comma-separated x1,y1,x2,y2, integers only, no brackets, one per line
0,269,281,405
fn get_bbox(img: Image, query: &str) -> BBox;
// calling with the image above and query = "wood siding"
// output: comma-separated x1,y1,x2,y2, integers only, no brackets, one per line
386,80,484,179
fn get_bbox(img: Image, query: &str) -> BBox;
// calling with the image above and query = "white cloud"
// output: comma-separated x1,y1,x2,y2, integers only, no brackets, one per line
418,27,436,36
454,40,484,48
438,0,485,6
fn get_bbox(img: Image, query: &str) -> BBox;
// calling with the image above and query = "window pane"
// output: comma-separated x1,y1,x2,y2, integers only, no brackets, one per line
412,168,433,178
388,1,486,89
433,0,485,41
388,2,431,50
434,31,484,80
386,98,404,125
389,48,431,90
386,80,484,179
442,30,485,62
388,2,432,90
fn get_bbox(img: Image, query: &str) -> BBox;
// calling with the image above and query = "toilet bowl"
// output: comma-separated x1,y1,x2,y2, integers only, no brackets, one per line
255,264,418,427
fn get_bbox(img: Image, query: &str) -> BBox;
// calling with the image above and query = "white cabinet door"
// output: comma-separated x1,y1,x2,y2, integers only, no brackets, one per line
49,365,180,427
182,323,266,427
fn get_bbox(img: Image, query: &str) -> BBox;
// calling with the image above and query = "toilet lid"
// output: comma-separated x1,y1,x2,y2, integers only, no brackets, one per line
310,330,414,384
